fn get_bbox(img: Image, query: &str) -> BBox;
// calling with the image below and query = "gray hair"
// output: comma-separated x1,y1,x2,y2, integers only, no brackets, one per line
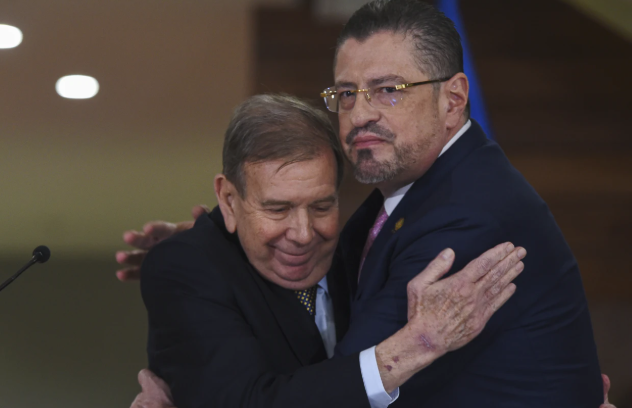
222,94,345,195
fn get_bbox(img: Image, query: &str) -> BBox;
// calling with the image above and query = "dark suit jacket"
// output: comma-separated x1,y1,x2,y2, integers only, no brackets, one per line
141,208,366,408
335,121,603,407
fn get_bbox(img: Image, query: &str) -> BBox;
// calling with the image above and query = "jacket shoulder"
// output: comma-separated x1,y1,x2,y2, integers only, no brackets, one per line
141,214,247,291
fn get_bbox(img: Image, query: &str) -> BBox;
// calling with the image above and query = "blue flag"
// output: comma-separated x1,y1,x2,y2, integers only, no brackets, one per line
436,0,493,139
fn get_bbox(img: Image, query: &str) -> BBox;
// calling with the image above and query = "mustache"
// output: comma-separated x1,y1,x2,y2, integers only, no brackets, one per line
345,123,396,145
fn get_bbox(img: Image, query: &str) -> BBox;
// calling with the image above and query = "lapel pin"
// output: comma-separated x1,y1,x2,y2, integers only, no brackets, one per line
393,218,404,232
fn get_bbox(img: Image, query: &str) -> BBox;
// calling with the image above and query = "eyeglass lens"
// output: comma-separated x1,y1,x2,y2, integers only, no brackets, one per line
324,87,403,113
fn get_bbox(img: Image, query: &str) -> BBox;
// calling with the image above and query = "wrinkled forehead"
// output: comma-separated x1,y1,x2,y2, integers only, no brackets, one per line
240,153,338,200
334,31,424,85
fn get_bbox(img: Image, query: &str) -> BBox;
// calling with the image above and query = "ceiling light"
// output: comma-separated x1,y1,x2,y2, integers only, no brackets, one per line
55,75,100,99
0,24,23,49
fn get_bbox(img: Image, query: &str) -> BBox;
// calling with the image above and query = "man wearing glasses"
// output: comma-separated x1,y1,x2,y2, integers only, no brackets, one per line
123,0,607,406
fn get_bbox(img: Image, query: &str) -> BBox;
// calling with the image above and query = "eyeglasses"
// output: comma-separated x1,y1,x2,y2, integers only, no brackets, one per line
320,77,452,113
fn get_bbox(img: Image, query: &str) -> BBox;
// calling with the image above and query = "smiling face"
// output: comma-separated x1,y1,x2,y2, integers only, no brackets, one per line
215,150,339,290
335,31,468,193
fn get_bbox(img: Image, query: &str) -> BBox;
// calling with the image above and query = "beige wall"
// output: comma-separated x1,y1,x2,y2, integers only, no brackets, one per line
0,0,253,257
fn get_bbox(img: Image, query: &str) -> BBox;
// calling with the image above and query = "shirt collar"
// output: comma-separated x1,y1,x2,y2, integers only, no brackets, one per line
383,183,413,216
439,119,471,157
317,275,329,294
382,119,471,217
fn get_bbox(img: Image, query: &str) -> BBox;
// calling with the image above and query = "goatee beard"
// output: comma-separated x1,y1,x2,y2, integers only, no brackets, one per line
352,144,414,184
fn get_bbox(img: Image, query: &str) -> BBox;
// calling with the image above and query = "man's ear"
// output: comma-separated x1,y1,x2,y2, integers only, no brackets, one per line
443,73,469,130
214,174,238,233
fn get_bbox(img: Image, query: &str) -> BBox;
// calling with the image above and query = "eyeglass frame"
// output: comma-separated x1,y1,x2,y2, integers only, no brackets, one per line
320,76,453,113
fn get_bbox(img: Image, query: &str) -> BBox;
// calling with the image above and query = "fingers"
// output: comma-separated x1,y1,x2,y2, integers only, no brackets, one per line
484,260,524,301
191,204,211,220
174,220,195,234
115,250,147,281
479,246,526,290
602,374,610,403
138,368,154,391
415,248,455,285
116,268,141,282
117,250,147,266
463,242,515,283
484,283,516,320
143,221,178,241
407,249,455,320
124,230,162,250
123,221,178,250
130,394,141,408
118,220,182,282
138,369,173,400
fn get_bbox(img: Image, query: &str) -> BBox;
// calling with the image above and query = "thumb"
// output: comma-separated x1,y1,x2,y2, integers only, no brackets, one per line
602,374,610,403
138,369,171,400
418,248,455,285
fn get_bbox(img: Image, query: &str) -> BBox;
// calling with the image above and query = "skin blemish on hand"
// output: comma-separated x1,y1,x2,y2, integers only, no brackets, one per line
385,365,393,372
392,356,400,363
418,334,436,351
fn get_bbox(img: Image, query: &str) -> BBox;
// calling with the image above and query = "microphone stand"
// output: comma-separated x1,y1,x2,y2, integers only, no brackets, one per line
0,256,38,292
0,246,50,293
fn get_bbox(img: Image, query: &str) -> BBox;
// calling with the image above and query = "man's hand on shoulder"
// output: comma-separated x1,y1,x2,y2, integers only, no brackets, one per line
375,242,526,393
130,369,175,408
115,205,210,282
407,242,526,353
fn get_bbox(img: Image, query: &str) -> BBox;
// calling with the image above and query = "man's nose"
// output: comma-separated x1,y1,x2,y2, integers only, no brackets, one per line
286,210,314,246
348,92,381,129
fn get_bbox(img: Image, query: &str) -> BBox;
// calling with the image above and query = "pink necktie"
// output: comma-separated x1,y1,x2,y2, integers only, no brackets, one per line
358,206,388,281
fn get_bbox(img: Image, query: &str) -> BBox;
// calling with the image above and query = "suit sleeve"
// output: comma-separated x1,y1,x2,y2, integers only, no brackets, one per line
141,240,369,408
334,205,519,390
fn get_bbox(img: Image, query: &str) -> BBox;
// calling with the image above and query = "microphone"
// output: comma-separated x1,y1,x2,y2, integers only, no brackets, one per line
0,245,51,293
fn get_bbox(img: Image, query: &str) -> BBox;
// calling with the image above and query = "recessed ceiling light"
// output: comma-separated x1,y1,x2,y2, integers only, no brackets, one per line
0,24,23,49
55,75,100,99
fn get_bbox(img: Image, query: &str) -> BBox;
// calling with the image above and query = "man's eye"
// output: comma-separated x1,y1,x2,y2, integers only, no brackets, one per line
312,204,335,214
377,86,398,94
339,91,356,99
267,208,288,214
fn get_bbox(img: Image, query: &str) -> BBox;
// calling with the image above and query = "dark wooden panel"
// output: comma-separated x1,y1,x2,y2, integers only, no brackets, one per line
510,153,632,301
459,0,632,151
253,5,340,100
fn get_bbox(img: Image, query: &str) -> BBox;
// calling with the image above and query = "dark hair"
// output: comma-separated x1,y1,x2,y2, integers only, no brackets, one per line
337,0,463,88
223,94,344,195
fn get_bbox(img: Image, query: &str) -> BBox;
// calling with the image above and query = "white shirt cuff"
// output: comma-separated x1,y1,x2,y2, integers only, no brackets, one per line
359,346,400,408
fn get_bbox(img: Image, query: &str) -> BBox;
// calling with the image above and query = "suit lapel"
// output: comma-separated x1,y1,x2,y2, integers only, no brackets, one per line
209,208,327,367
354,121,491,298
326,254,351,342
252,277,328,366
